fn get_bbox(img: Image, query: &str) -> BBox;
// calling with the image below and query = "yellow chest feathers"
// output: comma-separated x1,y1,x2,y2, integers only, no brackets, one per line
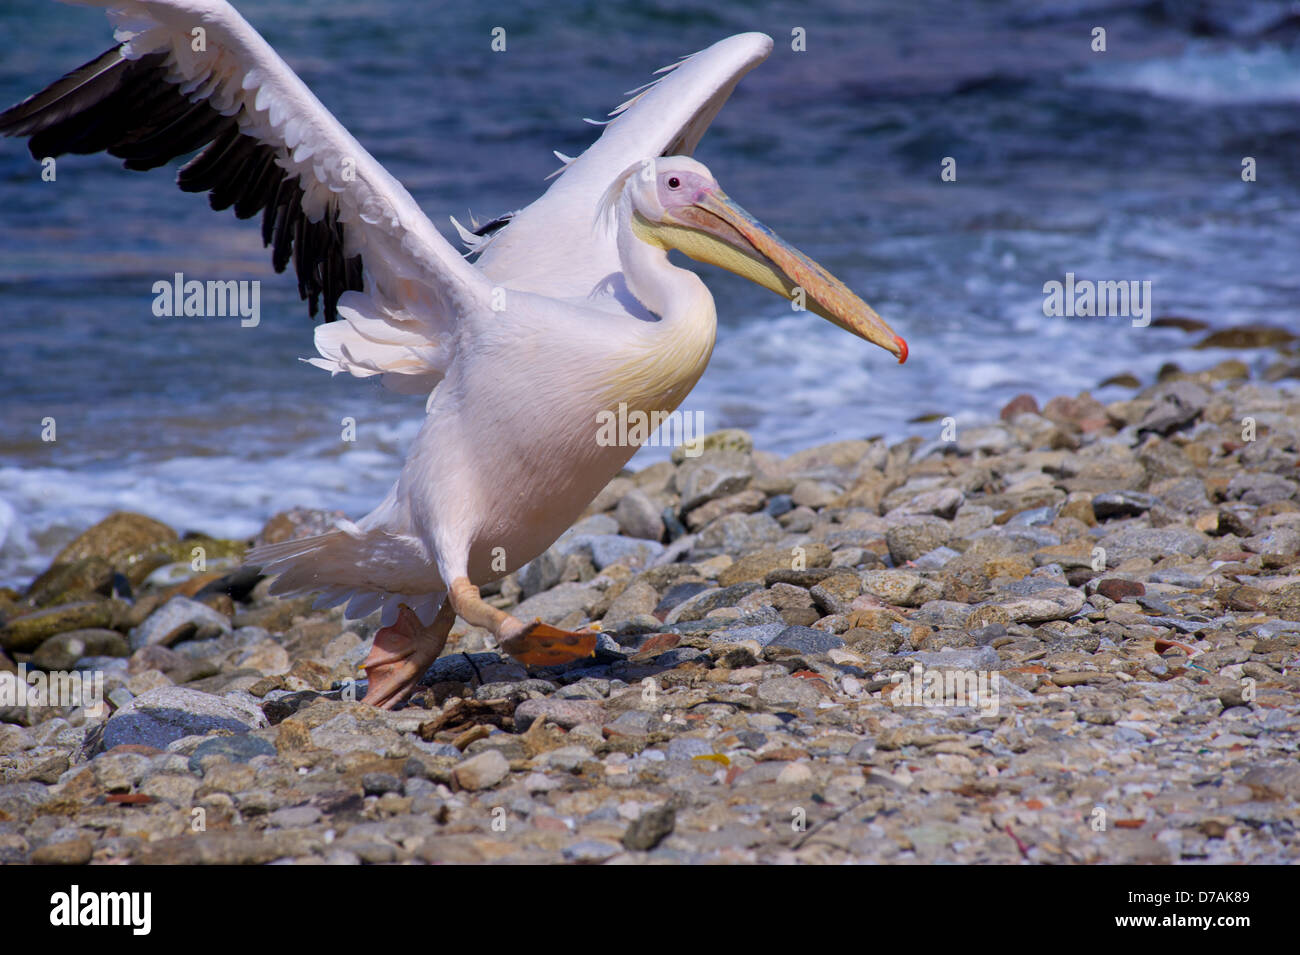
599,298,717,420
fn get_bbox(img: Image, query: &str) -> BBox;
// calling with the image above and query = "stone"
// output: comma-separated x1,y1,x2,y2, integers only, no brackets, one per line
40,512,176,576
88,687,268,755
514,698,605,731
859,570,937,608
1227,473,1297,507
453,750,510,791
602,580,660,629
757,677,825,707
31,629,129,670
1097,527,1207,566
671,429,753,464
686,489,766,530
886,520,952,565
769,626,844,654
911,646,999,670
1137,382,1208,435
718,544,831,587
186,734,276,771
622,804,676,851
562,840,622,864
614,489,665,541
130,596,231,651
1095,578,1144,602
974,587,1085,623
0,601,122,653
1091,491,1158,520
892,488,964,520
1000,394,1039,420
709,623,787,647
512,583,600,625
675,451,754,511
809,574,861,615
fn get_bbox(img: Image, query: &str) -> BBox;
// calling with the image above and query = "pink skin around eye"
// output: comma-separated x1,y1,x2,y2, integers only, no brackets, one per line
656,172,709,209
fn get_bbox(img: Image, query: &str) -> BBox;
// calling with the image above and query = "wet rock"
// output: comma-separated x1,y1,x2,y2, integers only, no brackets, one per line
25,556,117,606
0,601,124,653
671,428,753,464
1194,324,1295,350
37,512,177,582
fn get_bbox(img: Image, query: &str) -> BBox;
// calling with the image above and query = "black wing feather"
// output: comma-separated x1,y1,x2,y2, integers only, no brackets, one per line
0,46,363,322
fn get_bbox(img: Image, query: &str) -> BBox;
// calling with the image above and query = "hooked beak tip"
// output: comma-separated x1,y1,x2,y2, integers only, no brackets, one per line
894,335,909,365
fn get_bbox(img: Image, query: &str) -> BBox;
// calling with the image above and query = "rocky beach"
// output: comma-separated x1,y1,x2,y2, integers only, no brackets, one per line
2,359,1298,866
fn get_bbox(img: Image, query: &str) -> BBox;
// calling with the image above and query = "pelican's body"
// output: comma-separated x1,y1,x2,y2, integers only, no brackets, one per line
348,256,716,597
2,0,905,706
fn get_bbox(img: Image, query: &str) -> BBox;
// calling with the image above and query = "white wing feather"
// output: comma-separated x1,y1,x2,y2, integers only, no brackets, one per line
68,0,494,395
474,32,773,298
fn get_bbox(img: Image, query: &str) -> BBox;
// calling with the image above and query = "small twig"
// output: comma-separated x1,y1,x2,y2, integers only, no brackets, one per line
463,652,484,686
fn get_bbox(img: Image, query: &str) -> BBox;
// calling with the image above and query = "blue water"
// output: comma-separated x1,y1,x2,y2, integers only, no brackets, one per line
2,0,1299,586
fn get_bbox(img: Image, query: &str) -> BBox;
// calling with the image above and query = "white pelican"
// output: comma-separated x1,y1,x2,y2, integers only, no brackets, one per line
2,0,907,707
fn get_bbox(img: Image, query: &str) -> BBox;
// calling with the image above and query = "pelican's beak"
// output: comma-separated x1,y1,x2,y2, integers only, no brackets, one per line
641,188,907,363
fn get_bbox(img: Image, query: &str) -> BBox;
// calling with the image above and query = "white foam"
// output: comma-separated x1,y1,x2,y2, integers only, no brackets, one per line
1071,43,1300,105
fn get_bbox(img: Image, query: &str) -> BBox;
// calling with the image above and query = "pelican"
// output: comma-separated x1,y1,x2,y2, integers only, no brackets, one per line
2,0,907,707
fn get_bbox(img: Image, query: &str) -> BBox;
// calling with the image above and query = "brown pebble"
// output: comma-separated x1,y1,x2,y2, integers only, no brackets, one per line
1096,578,1145,602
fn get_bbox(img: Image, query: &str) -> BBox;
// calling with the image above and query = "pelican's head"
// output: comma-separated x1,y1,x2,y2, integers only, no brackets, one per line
613,155,907,363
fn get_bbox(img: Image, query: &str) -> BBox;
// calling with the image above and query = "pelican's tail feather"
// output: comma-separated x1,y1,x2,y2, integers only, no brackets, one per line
247,528,443,627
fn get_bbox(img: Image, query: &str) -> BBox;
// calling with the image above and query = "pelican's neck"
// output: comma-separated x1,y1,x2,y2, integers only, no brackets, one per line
616,200,712,327
601,198,717,416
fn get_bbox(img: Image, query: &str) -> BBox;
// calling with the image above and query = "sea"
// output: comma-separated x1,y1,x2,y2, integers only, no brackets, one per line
2,0,1298,587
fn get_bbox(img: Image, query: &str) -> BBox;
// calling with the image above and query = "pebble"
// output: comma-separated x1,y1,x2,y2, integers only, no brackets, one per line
453,750,510,791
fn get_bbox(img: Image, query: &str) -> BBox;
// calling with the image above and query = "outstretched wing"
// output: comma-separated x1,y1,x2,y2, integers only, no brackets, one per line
0,0,493,396
474,32,773,299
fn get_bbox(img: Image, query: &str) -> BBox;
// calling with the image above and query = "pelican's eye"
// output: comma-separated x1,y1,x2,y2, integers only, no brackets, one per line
666,176,681,189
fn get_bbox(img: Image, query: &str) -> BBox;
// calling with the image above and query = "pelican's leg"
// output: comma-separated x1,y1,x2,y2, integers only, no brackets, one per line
447,577,598,667
361,600,455,709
